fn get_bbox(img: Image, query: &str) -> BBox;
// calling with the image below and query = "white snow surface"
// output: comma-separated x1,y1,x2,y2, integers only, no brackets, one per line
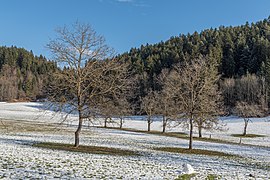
0,102,269,179
182,164,195,174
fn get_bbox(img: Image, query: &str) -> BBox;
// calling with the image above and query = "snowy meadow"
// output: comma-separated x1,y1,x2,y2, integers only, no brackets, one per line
0,102,269,179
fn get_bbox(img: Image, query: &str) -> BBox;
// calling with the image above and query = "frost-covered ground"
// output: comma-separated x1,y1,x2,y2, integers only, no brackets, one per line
115,116,270,147
0,102,269,179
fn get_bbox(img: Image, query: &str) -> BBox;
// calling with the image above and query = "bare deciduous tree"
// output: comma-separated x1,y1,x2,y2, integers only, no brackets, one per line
156,69,178,133
165,57,221,149
221,73,268,112
220,78,236,111
158,90,176,133
98,97,115,128
0,65,18,101
115,97,132,129
221,73,268,136
141,90,159,131
194,115,225,138
46,22,128,147
194,74,223,138
97,65,134,129
235,101,264,136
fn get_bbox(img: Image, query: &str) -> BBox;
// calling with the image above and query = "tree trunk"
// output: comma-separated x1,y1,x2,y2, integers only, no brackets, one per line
243,118,248,136
75,68,82,148
162,116,166,133
147,117,151,131
104,117,107,128
75,112,83,147
189,114,194,150
120,117,123,129
198,126,202,138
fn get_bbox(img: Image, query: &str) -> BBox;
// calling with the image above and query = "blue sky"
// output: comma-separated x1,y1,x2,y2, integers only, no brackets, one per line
0,0,270,58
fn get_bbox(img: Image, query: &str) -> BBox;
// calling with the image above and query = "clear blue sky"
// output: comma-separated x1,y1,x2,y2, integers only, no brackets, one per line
0,0,270,58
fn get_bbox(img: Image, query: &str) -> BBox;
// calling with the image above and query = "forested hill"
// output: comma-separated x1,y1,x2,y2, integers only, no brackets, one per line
117,17,270,81
0,46,57,101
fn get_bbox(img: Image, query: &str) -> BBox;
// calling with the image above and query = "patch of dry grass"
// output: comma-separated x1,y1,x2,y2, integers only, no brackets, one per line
33,142,140,156
154,147,237,158
0,119,73,133
231,134,266,138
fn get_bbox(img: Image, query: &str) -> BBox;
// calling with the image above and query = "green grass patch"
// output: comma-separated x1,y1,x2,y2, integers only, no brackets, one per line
147,131,188,138
175,173,196,180
231,134,266,138
33,142,139,156
103,127,237,144
206,174,221,180
0,119,72,133
154,147,237,158
192,136,235,144
103,127,269,148
103,127,188,138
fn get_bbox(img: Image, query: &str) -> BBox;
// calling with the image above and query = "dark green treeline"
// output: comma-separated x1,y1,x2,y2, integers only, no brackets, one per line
116,17,270,109
1,17,270,110
0,46,57,101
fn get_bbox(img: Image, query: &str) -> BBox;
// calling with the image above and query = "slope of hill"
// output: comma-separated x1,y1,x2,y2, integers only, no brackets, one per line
118,17,270,78
0,46,57,101
0,102,269,179
116,17,270,111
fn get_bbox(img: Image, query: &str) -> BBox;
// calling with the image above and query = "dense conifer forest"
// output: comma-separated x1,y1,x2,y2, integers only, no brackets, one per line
1,17,270,113
0,46,57,101
118,17,270,78
116,17,270,112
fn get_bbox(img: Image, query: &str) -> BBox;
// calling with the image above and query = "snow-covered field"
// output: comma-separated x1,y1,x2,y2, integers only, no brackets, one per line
0,102,269,179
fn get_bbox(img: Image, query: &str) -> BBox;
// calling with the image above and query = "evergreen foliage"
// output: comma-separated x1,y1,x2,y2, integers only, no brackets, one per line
2,17,270,113
116,17,270,111
0,46,57,101
116,17,270,83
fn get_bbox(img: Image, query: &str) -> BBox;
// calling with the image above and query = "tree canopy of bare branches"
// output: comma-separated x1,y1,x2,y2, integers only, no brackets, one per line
46,22,130,147
235,101,265,136
141,90,160,131
164,57,222,149
156,69,178,133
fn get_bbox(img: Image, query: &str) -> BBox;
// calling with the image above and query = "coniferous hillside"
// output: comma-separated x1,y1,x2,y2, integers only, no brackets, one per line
117,17,270,89
0,46,57,101
115,17,270,111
